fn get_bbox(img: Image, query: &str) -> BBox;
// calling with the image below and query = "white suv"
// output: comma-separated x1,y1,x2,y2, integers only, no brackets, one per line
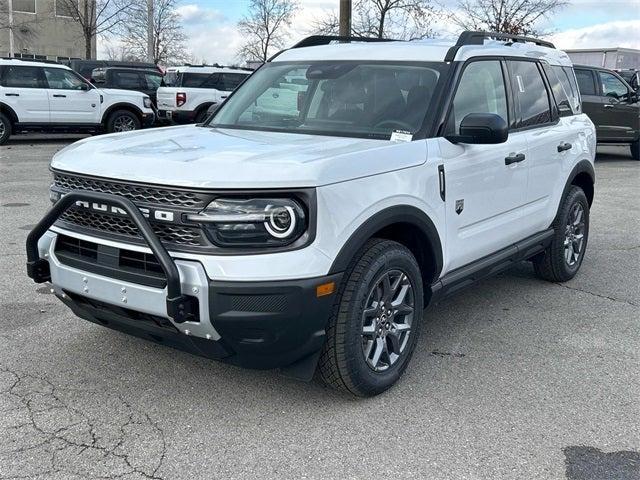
0,59,155,144
156,65,251,123
27,33,596,397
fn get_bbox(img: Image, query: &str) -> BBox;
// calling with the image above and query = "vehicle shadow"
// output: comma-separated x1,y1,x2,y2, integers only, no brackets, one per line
4,134,90,145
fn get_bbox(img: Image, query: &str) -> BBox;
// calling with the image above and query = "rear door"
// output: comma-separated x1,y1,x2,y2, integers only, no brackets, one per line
439,59,529,270
0,65,49,123
43,67,101,124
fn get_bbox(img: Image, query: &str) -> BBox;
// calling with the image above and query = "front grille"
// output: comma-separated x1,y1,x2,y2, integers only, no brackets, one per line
59,209,204,247
53,172,206,208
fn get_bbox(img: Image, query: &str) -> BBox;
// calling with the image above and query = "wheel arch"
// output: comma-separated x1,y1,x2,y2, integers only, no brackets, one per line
194,102,215,119
328,206,444,294
566,160,595,207
0,102,19,125
101,103,143,125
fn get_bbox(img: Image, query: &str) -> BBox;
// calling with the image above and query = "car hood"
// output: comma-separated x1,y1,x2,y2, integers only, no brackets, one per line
51,125,426,188
98,88,146,98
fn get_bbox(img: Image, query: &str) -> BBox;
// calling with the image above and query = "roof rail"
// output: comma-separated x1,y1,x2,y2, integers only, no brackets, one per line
182,63,253,71
291,35,399,49
444,30,555,62
1,56,62,65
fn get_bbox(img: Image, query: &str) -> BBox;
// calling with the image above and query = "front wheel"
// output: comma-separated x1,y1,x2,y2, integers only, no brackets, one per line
318,239,423,397
533,186,590,282
106,110,141,133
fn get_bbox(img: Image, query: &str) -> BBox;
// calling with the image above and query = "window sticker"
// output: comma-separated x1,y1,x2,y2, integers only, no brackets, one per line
516,75,525,93
390,130,413,142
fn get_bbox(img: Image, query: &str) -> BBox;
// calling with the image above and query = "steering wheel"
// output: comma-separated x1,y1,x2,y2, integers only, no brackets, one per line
374,119,415,133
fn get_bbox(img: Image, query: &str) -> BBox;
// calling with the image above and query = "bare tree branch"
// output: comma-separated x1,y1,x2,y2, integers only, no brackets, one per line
116,0,189,64
312,0,437,40
237,0,298,63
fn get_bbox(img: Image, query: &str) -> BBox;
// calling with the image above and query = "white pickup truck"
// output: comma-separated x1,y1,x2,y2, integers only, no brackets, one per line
156,65,251,124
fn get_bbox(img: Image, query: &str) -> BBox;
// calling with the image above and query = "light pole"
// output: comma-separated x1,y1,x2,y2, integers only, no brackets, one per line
8,0,14,57
339,0,351,37
146,0,154,63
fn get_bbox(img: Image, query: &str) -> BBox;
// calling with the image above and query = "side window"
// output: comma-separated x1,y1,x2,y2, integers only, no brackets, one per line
144,73,162,89
13,0,35,12
44,68,87,90
114,72,142,89
562,67,582,114
598,71,629,99
574,69,596,96
543,64,578,116
220,73,246,91
1,66,44,88
202,74,222,89
509,61,551,128
448,60,508,134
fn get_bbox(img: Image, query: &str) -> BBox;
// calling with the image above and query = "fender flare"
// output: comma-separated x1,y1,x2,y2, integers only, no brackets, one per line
195,102,215,118
563,159,595,204
101,103,144,125
0,102,19,124
328,205,443,283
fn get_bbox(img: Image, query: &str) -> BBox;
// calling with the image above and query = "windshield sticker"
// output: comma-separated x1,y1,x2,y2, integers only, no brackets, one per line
390,130,413,143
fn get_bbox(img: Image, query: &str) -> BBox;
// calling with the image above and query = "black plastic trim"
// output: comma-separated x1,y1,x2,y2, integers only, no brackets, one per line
328,205,443,283
430,228,554,302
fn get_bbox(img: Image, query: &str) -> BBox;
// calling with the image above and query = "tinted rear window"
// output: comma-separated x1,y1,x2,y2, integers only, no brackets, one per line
575,69,596,96
509,61,552,128
0,65,43,88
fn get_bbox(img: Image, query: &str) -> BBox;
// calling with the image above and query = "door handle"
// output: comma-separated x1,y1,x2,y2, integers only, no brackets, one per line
505,153,526,165
557,142,572,152
220,95,228,99
604,104,614,108
53,94,67,98
5,93,19,97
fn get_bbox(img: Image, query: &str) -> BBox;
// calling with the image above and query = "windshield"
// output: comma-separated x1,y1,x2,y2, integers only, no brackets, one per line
208,61,446,139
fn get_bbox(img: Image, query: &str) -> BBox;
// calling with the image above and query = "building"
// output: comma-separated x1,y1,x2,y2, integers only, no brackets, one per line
0,0,96,61
565,48,640,70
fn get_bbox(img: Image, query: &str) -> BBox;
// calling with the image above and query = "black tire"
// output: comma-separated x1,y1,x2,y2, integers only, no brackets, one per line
0,112,11,145
533,186,590,282
318,239,424,397
631,140,639,160
105,110,141,134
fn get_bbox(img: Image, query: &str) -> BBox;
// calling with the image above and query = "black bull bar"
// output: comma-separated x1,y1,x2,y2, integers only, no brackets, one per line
25,191,197,323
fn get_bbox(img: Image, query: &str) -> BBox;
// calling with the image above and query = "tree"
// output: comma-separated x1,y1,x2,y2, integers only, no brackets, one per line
55,0,130,59
118,0,189,65
450,0,567,35
237,0,298,63
312,0,436,40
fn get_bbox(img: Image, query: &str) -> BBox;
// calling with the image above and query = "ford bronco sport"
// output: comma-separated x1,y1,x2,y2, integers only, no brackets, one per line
26,32,596,397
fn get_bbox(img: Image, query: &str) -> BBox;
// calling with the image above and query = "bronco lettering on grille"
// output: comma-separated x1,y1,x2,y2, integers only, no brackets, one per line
74,201,175,222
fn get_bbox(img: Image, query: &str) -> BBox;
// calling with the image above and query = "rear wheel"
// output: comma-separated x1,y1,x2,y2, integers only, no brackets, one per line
0,112,11,145
631,140,639,160
318,239,423,397
106,110,141,133
533,186,589,282
194,107,210,124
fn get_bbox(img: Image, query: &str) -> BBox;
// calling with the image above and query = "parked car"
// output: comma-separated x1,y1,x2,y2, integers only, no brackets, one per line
0,59,155,144
156,65,251,123
574,65,640,159
90,67,163,106
65,59,160,81
26,32,596,397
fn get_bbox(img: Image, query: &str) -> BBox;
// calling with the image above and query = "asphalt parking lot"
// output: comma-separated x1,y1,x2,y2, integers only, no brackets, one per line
0,135,638,480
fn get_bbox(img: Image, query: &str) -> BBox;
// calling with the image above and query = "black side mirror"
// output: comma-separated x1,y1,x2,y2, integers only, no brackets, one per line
446,113,508,145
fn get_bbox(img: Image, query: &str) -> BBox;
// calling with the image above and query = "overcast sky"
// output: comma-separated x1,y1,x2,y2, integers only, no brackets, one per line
112,0,640,64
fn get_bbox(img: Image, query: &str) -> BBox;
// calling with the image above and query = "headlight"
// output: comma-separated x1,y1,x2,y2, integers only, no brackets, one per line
187,198,307,247
143,97,152,108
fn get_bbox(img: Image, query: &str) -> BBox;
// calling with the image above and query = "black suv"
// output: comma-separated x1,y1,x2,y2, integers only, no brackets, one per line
574,65,640,160
90,67,163,106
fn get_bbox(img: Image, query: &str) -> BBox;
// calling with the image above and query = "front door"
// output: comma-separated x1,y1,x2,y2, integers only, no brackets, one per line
593,69,639,142
439,59,529,271
43,67,101,124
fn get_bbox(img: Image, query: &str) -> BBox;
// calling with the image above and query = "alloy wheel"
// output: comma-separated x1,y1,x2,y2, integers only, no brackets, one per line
361,269,415,372
564,202,585,266
113,115,136,132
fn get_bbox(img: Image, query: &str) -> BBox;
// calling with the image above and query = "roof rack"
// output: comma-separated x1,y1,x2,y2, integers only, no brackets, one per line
291,35,399,49
1,56,62,65
182,63,253,71
444,30,555,62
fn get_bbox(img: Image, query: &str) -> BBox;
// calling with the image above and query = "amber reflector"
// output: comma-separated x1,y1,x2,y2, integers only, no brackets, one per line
316,282,335,297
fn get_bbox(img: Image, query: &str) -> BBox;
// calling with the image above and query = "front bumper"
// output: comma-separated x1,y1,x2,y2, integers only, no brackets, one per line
158,109,196,124
141,111,155,127
27,192,341,377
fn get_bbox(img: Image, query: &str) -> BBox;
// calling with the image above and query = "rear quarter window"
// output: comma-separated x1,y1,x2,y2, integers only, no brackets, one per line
543,64,581,116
